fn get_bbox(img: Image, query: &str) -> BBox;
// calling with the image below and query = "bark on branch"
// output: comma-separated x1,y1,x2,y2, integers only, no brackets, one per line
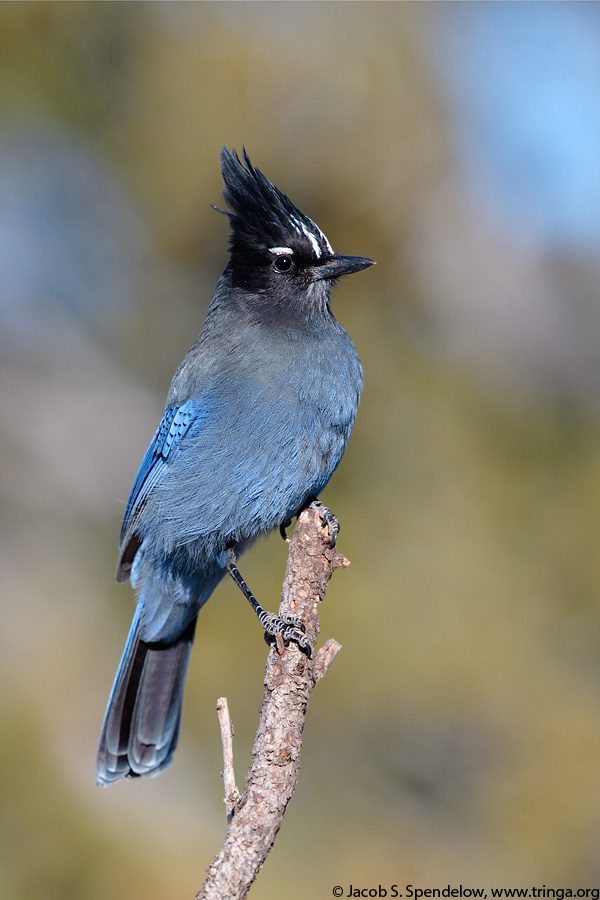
196,505,349,899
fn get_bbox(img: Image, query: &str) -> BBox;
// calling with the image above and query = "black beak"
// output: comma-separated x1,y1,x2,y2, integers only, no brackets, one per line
312,254,376,281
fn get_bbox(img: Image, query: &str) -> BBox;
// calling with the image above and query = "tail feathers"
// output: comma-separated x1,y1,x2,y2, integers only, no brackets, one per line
96,608,197,786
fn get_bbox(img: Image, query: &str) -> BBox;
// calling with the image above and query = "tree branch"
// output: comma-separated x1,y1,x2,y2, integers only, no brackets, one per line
196,505,348,900
216,697,238,824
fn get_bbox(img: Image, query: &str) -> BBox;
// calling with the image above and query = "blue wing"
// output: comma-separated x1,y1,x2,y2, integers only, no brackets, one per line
118,399,203,551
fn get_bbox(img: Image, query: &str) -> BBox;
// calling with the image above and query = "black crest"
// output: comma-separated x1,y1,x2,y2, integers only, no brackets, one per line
217,147,332,261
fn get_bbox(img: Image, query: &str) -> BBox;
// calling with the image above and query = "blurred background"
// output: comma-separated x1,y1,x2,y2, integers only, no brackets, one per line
3,1,600,896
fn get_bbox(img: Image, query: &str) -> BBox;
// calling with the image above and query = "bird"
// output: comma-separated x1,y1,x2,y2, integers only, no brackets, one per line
96,147,375,786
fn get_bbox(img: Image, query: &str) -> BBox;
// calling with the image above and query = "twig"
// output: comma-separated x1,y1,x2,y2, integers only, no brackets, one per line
216,698,238,824
196,505,349,900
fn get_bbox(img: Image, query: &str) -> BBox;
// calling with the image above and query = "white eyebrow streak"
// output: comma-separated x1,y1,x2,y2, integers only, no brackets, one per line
269,246,294,255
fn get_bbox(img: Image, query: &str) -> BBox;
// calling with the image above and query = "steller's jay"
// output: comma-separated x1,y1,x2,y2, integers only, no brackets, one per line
96,148,374,786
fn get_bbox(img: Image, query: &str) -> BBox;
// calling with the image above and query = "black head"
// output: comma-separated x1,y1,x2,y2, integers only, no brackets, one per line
216,147,374,311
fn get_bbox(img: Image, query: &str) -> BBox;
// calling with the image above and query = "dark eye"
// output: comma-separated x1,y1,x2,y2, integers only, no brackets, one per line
273,255,293,273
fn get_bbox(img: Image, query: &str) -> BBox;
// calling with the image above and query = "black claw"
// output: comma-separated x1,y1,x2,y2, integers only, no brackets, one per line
281,614,305,633
260,611,312,657
279,518,292,542
310,499,339,548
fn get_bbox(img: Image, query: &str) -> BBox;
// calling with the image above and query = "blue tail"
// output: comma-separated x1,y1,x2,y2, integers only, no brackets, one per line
96,604,197,786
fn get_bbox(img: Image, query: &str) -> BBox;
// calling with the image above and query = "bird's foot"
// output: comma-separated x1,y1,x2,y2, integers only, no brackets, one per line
279,517,292,542
309,499,339,548
259,610,312,657
226,553,312,656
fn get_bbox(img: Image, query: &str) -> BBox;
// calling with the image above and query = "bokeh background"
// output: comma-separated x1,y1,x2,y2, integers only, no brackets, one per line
3,1,600,896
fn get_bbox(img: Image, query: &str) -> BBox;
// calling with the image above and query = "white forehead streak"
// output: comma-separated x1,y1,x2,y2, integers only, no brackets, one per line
305,230,322,258
308,216,334,255
288,214,321,258
318,228,334,256
269,246,294,255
